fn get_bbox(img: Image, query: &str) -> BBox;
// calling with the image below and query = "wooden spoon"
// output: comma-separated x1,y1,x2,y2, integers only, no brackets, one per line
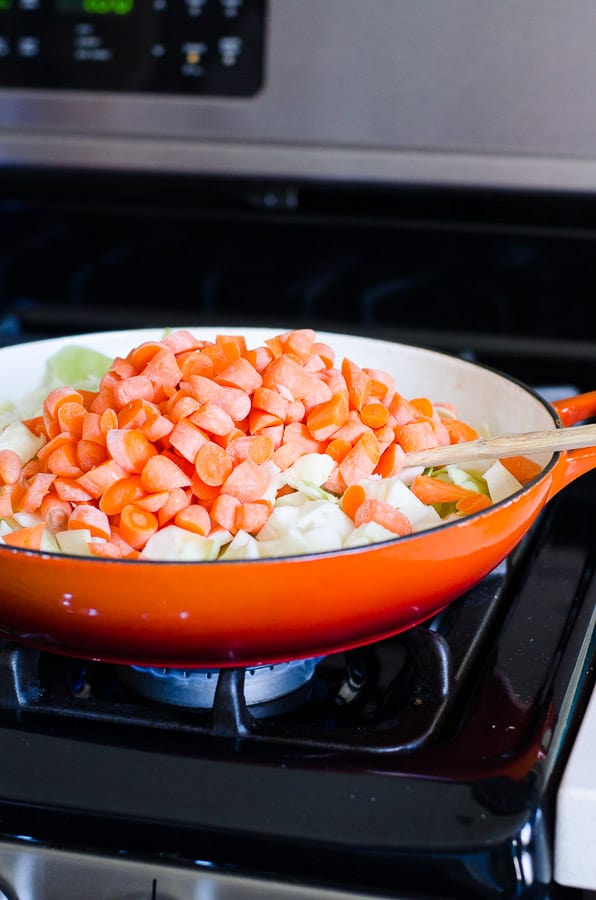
403,422,596,469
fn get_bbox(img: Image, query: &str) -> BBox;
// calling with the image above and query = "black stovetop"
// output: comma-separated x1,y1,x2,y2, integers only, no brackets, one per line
0,471,595,899
0,176,596,898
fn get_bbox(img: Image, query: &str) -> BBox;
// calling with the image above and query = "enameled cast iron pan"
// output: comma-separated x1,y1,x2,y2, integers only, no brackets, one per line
1,327,595,668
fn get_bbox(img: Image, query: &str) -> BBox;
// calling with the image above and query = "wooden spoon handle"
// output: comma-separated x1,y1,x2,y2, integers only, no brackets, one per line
403,422,596,469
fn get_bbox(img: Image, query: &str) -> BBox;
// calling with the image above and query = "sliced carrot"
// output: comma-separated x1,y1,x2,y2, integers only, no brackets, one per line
325,438,352,464
89,388,116,416
167,393,201,422
271,441,305,471
190,473,221,502
118,503,158,550
255,423,284,450
243,345,274,373
46,441,83,478
252,386,289,421
354,499,412,536
162,329,202,354
456,493,492,515
363,367,395,401
306,392,349,442
195,441,234,487
40,494,72,531
157,487,191,526
210,492,241,532
329,410,372,445
110,356,137,379
282,422,324,454
135,490,170,512
190,402,235,437
394,420,439,453
444,419,480,444
409,397,434,419
262,354,319,401
360,401,390,430
201,340,241,375
56,401,86,439
16,472,56,513
127,340,165,372
227,434,274,465
285,400,307,424
248,409,282,434
188,375,251,422
388,392,420,426
168,418,208,463
81,411,105,445
282,328,316,359
141,347,183,390
500,455,543,485
105,428,158,474
0,449,22,484
178,349,215,380
216,334,248,355
43,386,84,421
312,341,335,368
302,381,333,413
0,483,19,518
174,503,211,536
116,398,150,430
220,458,270,503
99,475,146,516
215,357,262,394
141,454,192,493
54,477,94,503
374,425,397,453
3,522,46,550
141,411,175,443
67,504,111,540
340,483,367,521
100,407,118,436
375,442,406,478
21,415,46,437
234,500,271,535
338,432,381,487
341,358,372,412
77,459,128,499
410,475,478,505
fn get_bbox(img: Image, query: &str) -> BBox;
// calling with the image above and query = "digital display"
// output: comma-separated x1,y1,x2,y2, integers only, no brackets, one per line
57,0,134,13
0,0,266,97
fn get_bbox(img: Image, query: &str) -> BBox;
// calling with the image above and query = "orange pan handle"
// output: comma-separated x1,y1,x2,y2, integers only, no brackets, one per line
548,392,596,498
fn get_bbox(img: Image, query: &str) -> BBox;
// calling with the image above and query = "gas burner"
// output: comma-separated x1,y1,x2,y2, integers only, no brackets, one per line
117,657,321,713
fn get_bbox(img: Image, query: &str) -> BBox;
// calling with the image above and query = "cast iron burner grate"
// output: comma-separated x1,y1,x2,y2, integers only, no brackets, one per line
1,476,596,762
0,559,508,755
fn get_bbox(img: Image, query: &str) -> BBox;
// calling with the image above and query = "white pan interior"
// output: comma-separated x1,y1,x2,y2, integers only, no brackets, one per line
0,327,558,458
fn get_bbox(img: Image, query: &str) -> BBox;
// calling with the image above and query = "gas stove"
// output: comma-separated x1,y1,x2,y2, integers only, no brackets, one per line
2,4,596,894
0,464,595,898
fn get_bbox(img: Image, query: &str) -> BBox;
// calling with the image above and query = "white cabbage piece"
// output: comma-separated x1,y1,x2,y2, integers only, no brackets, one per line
283,452,336,489
0,421,45,463
141,525,232,561
359,476,442,530
56,528,96,557
219,530,260,560
343,521,398,548
482,460,523,503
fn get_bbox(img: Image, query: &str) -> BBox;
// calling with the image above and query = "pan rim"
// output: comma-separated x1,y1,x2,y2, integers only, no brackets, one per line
0,328,561,567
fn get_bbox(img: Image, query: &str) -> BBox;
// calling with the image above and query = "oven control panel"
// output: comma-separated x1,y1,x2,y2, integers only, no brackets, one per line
0,0,265,95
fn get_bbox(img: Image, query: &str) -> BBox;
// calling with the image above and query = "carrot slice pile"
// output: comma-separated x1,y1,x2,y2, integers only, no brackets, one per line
0,328,497,556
